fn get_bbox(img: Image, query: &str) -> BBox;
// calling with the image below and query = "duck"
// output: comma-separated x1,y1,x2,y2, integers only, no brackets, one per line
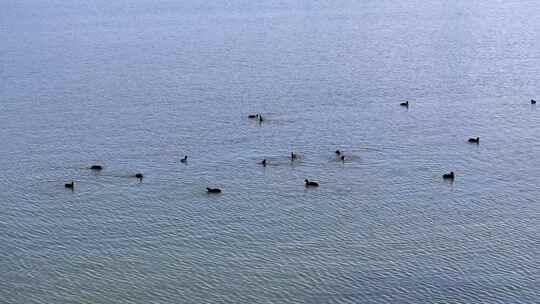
65,181,74,189
340,155,345,162
291,152,298,160
180,156,188,163
442,172,455,179
135,173,143,180
335,150,341,155
261,159,267,166
206,187,222,193
90,165,103,170
468,137,480,143
532,99,537,104
304,179,319,187
400,101,409,107
248,114,259,119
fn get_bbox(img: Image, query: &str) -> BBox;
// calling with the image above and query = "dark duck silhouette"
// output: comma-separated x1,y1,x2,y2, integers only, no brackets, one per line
304,179,319,187
468,137,480,143
340,155,345,162
261,159,267,166
180,156,188,163
400,101,409,107
206,187,222,193
90,165,103,170
532,99,537,104
248,114,259,119
291,152,298,160
443,172,455,180
135,173,143,180
335,150,341,155
65,181,74,189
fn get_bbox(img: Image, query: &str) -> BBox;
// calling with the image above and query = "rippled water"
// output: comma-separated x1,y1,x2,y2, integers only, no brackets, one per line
2,0,540,303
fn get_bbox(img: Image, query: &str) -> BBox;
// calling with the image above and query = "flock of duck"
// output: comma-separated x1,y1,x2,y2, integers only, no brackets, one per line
65,99,537,193
64,149,324,192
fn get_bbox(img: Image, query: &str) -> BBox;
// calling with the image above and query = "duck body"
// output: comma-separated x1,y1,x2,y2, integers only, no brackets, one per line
180,156,188,163
443,172,455,179
468,137,480,143
304,179,319,187
248,114,259,119
261,159,267,166
206,187,222,193
400,101,409,107
532,99,537,104
90,165,103,170
335,150,341,155
135,173,143,179
65,181,74,189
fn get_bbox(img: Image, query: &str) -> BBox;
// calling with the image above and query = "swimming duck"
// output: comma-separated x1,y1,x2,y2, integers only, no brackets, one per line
304,179,319,187
206,187,222,193
532,99,537,104
443,172,455,179
90,165,103,170
248,114,259,119
65,181,74,189
335,150,341,155
400,101,409,107
135,173,143,179
340,155,345,161
261,159,267,166
468,137,480,143
180,156,188,163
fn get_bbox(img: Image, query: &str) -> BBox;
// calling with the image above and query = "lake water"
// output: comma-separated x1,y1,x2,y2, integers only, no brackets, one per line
1,0,540,303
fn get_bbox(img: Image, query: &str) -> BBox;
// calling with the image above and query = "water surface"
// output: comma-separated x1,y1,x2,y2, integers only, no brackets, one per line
1,0,540,303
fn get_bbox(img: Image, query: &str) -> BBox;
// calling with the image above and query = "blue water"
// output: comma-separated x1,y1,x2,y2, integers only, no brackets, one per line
1,1,540,303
